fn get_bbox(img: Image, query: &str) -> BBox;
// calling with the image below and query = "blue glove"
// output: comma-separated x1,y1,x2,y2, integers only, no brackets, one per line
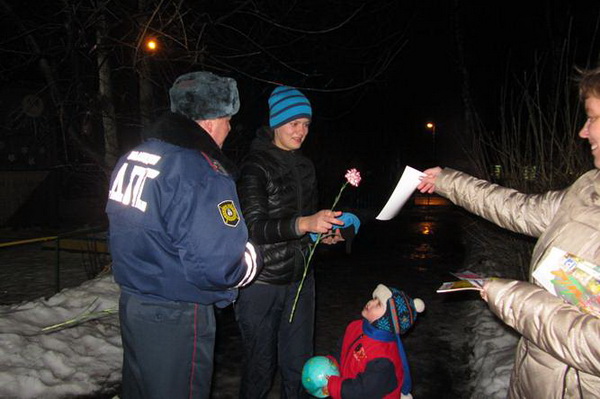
309,212,361,242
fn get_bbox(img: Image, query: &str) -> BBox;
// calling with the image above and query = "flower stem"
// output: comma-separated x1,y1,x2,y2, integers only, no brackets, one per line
330,182,348,211
289,233,321,323
42,306,117,333
288,182,349,323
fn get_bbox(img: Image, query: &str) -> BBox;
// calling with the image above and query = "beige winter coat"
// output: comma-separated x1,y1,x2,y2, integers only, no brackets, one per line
436,168,600,398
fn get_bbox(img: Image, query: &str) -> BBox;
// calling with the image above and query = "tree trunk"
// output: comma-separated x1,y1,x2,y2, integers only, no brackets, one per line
96,10,119,168
138,0,154,129
139,58,154,128
453,0,474,133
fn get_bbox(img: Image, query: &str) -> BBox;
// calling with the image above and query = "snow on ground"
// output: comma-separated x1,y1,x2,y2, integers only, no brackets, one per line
0,210,526,399
0,273,121,399
458,218,527,399
461,291,518,398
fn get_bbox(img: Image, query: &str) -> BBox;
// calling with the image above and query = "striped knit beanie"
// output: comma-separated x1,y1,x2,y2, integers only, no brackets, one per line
372,284,425,335
268,86,312,129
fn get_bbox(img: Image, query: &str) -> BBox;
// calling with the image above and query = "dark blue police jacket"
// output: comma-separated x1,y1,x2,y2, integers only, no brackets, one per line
106,112,250,307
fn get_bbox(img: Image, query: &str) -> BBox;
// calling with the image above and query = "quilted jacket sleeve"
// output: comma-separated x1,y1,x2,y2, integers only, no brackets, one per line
435,168,566,237
237,161,301,245
486,278,600,375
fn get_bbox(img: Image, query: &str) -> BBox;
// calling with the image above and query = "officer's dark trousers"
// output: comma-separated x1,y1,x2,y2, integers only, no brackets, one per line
119,291,216,399
235,273,315,399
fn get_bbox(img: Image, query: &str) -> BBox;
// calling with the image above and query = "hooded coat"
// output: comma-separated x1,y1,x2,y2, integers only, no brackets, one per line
435,167,600,398
236,126,318,284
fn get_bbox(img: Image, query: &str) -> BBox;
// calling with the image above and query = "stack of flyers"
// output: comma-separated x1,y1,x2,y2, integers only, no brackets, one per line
532,247,600,317
437,270,486,293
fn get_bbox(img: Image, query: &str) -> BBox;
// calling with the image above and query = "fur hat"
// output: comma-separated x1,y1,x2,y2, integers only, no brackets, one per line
169,71,240,120
268,86,312,129
372,284,425,335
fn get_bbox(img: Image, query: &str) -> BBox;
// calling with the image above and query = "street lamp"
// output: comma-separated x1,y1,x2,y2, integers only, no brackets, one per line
145,38,159,52
426,122,436,163
425,122,436,207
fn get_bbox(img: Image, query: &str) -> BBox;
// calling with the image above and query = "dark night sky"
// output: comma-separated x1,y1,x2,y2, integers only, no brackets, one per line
402,2,599,114
306,1,600,173
2,1,600,176
0,0,599,226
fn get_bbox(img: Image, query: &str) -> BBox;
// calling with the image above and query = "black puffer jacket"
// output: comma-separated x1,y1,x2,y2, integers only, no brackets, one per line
237,127,318,284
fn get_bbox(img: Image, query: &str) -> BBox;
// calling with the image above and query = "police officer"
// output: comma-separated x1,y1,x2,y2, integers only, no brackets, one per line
106,71,261,399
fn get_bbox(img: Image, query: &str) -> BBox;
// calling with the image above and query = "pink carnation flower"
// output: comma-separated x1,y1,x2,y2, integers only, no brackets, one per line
345,168,361,187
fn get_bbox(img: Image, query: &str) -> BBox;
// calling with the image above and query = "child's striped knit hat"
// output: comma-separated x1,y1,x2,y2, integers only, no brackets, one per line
268,86,312,129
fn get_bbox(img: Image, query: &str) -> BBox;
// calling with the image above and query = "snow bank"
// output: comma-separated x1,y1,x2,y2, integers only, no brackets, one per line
461,222,527,399
0,274,122,399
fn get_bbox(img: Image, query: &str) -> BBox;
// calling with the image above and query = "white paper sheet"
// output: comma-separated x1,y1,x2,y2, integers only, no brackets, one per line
376,166,425,220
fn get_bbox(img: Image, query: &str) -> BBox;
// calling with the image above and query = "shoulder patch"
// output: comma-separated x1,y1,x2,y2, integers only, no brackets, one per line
218,200,240,227
201,152,229,176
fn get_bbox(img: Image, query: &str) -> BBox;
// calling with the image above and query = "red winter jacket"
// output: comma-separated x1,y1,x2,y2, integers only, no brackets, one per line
327,320,403,399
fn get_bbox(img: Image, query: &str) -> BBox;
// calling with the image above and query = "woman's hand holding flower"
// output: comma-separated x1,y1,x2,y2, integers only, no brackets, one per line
289,169,361,322
297,210,343,235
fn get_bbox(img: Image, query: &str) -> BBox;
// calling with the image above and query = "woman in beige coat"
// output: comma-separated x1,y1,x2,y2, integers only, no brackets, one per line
418,67,600,398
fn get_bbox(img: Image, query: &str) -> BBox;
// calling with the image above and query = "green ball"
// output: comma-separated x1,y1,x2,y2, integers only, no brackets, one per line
301,356,340,398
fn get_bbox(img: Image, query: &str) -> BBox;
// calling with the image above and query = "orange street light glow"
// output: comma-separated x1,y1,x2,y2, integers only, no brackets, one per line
146,39,158,51
426,122,434,129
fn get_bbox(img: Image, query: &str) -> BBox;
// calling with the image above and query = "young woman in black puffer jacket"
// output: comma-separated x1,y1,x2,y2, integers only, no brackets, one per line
236,86,343,399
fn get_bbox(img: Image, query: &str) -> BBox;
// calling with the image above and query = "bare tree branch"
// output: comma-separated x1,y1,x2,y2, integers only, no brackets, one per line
0,0,410,171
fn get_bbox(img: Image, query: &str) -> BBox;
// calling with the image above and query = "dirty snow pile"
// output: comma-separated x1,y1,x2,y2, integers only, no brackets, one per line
463,285,519,398
460,220,524,399
0,274,122,399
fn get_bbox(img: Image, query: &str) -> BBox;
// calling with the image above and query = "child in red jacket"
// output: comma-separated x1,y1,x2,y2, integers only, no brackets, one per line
305,284,425,399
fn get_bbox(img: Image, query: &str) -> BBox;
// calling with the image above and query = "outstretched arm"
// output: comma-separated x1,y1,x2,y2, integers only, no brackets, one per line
417,166,442,194
418,167,564,237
